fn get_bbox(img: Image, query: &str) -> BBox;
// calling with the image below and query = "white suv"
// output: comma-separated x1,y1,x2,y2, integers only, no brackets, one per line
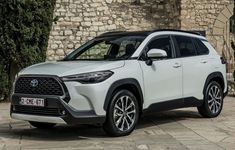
11,29,227,136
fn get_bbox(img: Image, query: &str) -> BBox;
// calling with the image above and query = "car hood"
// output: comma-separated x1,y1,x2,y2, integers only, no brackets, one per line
19,61,125,77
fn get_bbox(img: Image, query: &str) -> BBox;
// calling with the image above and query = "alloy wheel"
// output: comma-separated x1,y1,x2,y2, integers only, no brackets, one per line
207,84,222,114
113,95,136,132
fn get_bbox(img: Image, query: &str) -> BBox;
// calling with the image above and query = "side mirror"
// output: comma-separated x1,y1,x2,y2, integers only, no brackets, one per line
147,49,167,58
145,49,167,66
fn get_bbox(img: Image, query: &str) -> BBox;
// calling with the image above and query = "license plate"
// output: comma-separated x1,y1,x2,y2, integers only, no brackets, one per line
20,97,45,107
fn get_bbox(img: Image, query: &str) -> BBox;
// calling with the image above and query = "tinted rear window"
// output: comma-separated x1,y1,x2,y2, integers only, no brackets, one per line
194,38,209,55
174,36,196,57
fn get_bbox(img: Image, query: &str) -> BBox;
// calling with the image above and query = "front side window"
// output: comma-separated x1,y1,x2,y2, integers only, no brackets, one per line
174,36,196,57
146,36,173,58
64,36,145,61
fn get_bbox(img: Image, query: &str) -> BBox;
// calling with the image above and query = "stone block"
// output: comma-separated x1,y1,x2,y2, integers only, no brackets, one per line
56,49,65,56
221,7,232,19
47,50,55,56
71,17,82,22
214,19,225,29
106,0,113,4
64,30,73,35
51,44,58,49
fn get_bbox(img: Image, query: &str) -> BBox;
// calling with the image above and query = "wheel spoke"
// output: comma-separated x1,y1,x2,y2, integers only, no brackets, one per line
209,102,213,110
124,117,130,129
213,86,217,96
210,103,214,113
120,117,125,131
212,86,216,97
125,101,134,111
115,115,123,127
121,97,125,111
214,102,217,113
125,96,128,110
209,91,213,99
210,101,216,111
127,110,136,115
214,95,222,100
208,98,213,103
215,88,219,97
115,111,123,117
215,101,221,111
215,100,221,106
126,113,133,121
115,105,123,112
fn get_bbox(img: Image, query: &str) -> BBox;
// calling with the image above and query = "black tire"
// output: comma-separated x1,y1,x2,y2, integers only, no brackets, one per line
197,81,224,118
29,121,56,129
103,90,139,136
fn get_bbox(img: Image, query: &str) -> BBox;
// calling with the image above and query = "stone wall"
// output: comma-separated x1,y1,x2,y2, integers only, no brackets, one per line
47,0,181,60
180,0,234,72
47,0,234,64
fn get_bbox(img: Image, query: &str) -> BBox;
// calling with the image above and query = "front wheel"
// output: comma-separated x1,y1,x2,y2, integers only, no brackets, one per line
29,121,56,129
103,90,139,136
197,81,224,118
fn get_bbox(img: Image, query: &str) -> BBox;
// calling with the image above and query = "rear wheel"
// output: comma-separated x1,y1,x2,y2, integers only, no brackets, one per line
103,90,139,136
197,81,224,118
29,121,56,129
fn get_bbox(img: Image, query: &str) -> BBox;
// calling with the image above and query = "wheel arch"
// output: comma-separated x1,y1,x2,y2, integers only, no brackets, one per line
203,72,225,96
103,78,144,113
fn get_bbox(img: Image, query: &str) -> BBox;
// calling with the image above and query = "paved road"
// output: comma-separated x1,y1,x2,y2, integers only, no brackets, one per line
0,97,235,150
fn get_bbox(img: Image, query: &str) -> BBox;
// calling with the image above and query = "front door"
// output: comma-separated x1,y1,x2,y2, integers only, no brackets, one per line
138,35,183,108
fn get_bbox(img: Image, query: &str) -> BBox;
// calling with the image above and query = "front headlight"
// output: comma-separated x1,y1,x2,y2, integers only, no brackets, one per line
61,71,113,84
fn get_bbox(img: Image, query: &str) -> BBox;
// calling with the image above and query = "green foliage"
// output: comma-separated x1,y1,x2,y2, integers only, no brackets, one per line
0,0,56,100
0,58,8,99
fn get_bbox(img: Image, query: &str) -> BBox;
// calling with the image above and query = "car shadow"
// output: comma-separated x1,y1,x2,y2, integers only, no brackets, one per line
0,109,202,141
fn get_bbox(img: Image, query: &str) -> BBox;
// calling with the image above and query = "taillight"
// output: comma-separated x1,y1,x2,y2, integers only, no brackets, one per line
220,56,226,64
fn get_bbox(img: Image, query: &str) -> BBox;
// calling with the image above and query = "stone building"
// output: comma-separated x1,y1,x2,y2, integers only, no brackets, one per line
47,0,234,71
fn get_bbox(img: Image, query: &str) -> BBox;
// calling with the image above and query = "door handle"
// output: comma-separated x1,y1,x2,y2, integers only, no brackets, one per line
173,63,181,68
200,60,207,64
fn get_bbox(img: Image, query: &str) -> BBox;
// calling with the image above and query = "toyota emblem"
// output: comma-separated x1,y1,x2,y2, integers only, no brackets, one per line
30,79,39,87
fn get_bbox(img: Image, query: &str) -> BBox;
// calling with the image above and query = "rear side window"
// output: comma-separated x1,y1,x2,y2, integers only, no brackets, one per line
174,36,196,57
194,38,209,55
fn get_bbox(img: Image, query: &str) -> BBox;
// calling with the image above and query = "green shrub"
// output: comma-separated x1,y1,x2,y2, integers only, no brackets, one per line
0,0,56,100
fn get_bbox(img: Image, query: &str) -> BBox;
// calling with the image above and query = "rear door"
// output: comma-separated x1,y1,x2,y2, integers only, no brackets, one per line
173,35,210,100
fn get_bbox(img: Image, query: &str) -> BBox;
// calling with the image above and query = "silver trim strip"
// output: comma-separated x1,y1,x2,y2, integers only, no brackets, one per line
11,113,66,124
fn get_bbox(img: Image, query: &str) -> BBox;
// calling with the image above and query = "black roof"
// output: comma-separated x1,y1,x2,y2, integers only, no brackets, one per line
97,29,203,38
97,31,151,38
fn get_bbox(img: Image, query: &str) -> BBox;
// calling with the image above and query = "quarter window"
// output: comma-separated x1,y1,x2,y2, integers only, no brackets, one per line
174,36,196,57
194,38,209,55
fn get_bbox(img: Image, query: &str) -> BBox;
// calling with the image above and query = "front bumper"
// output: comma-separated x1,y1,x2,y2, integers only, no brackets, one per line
11,113,66,124
10,94,105,125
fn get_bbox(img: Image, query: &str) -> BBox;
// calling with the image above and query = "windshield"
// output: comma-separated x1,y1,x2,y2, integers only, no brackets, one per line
63,36,146,61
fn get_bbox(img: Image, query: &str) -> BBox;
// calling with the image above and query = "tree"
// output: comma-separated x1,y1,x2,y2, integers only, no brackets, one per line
0,0,56,100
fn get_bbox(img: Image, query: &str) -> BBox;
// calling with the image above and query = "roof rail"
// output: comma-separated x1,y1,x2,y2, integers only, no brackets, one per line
152,29,202,36
99,31,125,36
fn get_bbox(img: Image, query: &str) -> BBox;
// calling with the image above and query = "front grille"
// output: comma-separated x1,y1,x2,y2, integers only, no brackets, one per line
13,105,61,116
15,76,64,96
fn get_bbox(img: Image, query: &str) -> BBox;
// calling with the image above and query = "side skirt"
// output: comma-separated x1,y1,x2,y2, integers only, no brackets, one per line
143,97,203,114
